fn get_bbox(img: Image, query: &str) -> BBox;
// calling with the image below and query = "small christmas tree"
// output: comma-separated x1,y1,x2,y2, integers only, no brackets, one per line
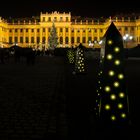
48,22,58,51
67,47,75,64
74,43,86,74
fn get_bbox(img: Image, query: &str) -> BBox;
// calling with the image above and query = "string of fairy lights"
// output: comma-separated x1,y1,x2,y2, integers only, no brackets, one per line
67,48,75,64
74,45,85,74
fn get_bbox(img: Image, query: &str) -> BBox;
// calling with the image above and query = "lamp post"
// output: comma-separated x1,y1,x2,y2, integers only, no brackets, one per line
123,34,133,48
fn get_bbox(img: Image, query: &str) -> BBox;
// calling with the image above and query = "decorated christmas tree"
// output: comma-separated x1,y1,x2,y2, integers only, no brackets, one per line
95,22,130,126
67,47,75,64
74,43,86,74
48,22,58,51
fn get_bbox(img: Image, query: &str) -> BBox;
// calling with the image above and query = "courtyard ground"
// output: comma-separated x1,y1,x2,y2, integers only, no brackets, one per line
0,56,140,139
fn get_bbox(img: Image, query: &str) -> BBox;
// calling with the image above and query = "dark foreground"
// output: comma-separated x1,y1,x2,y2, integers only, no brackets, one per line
0,56,140,139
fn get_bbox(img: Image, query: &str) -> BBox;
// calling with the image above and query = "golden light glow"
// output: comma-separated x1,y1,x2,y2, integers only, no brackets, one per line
119,92,125,98
107,54,113,60
110,94,116,100
108,40,113,45
0,12,140,49
114,81,120,87
108,70,115,76
114,60,120,65
118,103,123,109
121,113,126,118
104,86,111,92
105,104,110,110
114,47,120,52
111,115,116,121
118,74,124,79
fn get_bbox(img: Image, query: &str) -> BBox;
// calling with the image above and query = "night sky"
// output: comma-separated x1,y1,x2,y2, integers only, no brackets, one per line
0,0,140,18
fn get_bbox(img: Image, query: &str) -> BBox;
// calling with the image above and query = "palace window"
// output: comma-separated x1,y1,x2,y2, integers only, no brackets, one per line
125,27,128,31
9,37,12,43
88,37,92,42
43,28,45,32
42,37,46,43
48,28,51,32
48,17,51,21
100,29,103,32
60,17,63,21
37,29,40,32
43,17,45,22
77,37,80,43
9,29,12,32
14,37,18,43
37,37,40,43
54,17,57,21
25,37,29,43
60,28,63,32
20,37,23,43
131,27,134,31
26,29,28,32
82,37,86,43
15,29,18,32
20,29,23,32
31,37,34,43
65,37,69,44
60,37,63,44
66,28,68,32
66,17,69,22
31,29,34,32
71,37,74,44
94,37,97,41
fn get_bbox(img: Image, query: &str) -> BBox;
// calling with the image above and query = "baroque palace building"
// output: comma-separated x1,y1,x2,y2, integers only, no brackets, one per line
0,11,140,49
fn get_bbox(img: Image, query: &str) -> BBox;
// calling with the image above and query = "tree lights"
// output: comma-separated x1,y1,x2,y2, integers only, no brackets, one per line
48,22,58,51
95,22,129,126
74,43,85,74
67,47,75,64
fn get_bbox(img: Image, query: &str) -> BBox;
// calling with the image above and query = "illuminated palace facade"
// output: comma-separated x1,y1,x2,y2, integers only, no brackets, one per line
0,11,140,48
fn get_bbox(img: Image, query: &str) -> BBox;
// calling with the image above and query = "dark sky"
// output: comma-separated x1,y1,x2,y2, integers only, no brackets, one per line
0,0,140,18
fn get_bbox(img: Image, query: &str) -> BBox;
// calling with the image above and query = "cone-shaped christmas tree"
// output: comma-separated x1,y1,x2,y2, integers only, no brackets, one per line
48,22,58,50
74,43,85,74
96,22,129,126
67,47,75,64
